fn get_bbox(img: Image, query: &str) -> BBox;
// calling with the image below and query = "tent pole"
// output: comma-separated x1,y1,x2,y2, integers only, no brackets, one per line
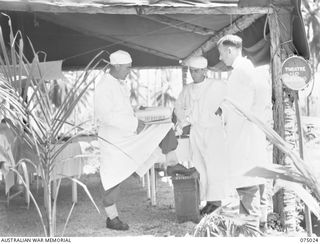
270,9,311,234
0,3,273,15
269,10,285,167
269,7,286,222
183,14,264,63
142,15,215,35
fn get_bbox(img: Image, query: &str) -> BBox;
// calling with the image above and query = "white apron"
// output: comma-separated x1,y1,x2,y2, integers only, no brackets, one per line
98,123,172,190
225,57,269,188
95,73,172,190
187,79,230,201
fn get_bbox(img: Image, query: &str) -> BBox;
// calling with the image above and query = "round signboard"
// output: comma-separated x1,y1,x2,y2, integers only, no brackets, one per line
281,56,311,91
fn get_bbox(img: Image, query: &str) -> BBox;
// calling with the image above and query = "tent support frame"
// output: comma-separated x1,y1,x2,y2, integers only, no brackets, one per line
183,13,264,62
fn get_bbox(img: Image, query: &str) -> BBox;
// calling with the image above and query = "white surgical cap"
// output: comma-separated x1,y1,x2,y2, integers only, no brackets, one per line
109,50,132,65
186,56,207,69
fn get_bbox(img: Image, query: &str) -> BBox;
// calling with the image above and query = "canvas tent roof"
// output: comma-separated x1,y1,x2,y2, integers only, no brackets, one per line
0,0,310,69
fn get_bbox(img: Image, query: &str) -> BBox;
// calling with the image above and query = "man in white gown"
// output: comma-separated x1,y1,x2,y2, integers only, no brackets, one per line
94,50,194,231
175,56,230,214
218,35,270,229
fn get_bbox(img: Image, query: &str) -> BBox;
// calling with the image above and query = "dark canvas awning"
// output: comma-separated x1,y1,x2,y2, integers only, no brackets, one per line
0,0,309,69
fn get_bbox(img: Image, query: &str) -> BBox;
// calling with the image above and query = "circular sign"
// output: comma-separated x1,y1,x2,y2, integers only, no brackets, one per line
281,56,311,91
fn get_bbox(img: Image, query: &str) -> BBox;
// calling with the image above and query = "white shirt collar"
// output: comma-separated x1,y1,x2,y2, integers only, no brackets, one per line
231,55,244,69
109,73,126,86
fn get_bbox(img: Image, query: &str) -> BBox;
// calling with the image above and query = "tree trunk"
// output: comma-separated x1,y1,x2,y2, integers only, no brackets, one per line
281,90,298,232
269,10,298,232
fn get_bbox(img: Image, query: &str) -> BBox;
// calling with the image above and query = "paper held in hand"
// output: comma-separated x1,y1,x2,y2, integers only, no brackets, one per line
135,107,172,124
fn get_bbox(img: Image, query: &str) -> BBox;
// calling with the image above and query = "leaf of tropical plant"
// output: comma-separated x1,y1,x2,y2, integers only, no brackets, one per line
50,119,91,149
223,98,320,200
18,161,30,208
0,27,13,80
51,54,104,136
61,202,76,237
15,158,38,176
9,167,47,236
244,165,306,184
51,178,62,230
62,176,100,215
194,210,262,237
48,124,94,168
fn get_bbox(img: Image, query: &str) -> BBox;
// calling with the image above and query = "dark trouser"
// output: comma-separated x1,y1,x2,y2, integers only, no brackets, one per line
158,128,178,154
259,184,268,224
102,128,178,207
236,184,268,227
102,184,121,207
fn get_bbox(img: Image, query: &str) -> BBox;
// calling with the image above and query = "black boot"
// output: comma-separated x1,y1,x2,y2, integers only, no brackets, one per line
166,163,197,177
106,217,129,231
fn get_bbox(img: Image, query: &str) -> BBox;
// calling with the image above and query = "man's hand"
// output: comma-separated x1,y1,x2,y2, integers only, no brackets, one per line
134,105,147,112
175,123,183,136
215,107,222,116
138,106,147,110
136,120,146,134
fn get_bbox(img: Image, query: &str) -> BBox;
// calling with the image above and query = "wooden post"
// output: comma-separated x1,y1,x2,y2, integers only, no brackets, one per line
150,165,156,206
269,10,296,232
269,10,285,218
294,92,312,236
146,169,151,199
270,9,307,233
141,175,145,188
0,3,273,15
269,11,285,166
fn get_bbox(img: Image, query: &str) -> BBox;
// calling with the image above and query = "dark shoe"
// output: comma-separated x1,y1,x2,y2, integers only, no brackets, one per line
200,202,220,215
166,164,197,177
200,203,210,215
106,217,129,231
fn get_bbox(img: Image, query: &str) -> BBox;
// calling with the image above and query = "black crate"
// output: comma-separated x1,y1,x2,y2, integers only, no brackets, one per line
172,175,200,223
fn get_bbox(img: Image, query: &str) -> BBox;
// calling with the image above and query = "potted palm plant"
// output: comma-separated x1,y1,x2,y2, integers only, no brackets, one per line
0,14,104,236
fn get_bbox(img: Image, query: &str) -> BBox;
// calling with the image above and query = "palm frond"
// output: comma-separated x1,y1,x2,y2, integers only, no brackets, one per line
223,98,320,219
9,166,47,236
0,14,104,236
194,209,262,237
223,98,320,199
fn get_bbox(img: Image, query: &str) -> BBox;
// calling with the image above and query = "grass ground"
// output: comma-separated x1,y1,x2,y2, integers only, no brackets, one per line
0,171,196,237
